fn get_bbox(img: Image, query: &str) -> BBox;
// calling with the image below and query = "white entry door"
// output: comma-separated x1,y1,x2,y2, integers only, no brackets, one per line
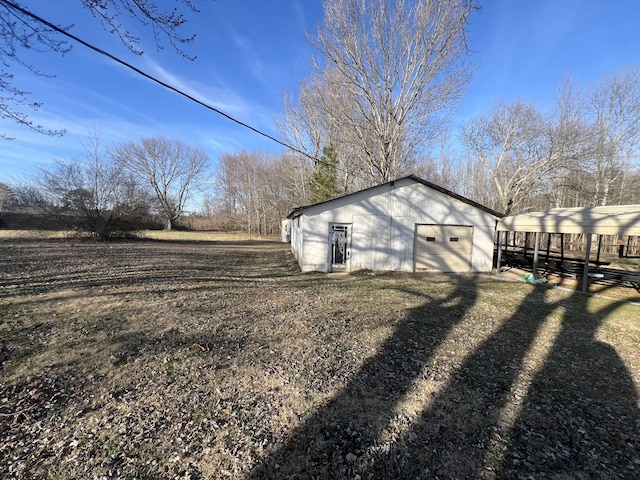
330,224,350,270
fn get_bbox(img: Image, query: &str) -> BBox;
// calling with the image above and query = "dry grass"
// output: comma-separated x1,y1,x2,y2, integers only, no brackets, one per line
0,229,276,243
1,238,639,479
138,230,277,242
0,230,76,241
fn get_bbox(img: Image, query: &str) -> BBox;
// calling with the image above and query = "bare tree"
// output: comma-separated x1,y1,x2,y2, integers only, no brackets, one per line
460,68,640,213
210,150,308,235
279,83,326,162
460,101,548,213
112,137,209,230
285,0,475,186
214,151,266,236
586,66,640,206
279,74,366,195
541,68,640,208
460,88,592,215
262,153,310,226
24,131,152,237
280,70,364,193
0,1,70,138
538,77,592,209
0,0,207,138
211,151,244,231
0,182,13,214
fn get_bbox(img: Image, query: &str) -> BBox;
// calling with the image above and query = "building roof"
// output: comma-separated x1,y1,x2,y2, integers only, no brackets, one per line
287,174,504,219
497,204,640,236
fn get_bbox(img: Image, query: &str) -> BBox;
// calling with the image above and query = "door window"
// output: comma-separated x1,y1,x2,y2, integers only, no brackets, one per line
331,225,349,266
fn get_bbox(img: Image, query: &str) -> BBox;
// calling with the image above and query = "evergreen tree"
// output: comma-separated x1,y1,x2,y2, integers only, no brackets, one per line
309,146,339,203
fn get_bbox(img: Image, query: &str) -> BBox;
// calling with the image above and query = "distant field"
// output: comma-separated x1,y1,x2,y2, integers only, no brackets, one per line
0,229,277,242
1,238,638,479
0,229,74,240
139,230,278,242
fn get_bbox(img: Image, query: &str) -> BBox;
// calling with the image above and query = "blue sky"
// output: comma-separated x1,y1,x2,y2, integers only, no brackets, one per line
2,0,639,191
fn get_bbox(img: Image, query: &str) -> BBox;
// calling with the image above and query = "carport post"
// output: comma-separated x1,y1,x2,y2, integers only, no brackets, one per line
532,232,540,280
496,230,503,272
582,235,592,293
545,233,551,261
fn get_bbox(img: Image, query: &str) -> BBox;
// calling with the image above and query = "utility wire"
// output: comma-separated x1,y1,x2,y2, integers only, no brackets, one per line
2,0,373,189
0,0,321,163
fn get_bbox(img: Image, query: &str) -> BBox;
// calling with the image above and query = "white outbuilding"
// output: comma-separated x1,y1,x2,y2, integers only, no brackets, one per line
287,175,502,273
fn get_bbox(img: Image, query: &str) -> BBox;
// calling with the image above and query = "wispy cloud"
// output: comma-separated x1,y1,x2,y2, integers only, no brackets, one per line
141,56,283,139
1,8,300,186
293,0,308,28
142,57,251,116
229,29,266,83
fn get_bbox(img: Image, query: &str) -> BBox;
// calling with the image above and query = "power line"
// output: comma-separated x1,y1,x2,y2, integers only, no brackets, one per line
0,0,321,162
1,0,375,189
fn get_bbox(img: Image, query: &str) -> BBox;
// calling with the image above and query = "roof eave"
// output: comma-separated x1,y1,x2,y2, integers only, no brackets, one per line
286,174,503,219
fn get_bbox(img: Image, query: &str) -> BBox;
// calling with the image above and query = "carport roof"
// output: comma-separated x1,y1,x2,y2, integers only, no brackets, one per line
497,204,640,236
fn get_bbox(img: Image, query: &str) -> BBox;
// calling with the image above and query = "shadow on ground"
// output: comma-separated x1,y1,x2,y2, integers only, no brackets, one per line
250,280,639,479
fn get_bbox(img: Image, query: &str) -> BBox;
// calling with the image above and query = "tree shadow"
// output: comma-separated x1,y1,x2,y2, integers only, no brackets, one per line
249,274,480,478
250,280,639,479
348,284,638,479
380,284,563,478
497,290,639,478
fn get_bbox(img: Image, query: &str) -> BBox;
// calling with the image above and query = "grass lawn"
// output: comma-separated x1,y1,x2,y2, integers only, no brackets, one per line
1,233,639,479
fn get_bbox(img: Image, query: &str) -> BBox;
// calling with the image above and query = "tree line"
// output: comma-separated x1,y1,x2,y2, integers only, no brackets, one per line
456,69,640,214
4,71,640,239
2,0,640,239
1,133,209,238
203,57,640,234
275,0,640,216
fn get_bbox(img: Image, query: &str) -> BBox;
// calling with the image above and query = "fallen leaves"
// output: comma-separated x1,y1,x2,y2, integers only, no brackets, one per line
1,239,639,479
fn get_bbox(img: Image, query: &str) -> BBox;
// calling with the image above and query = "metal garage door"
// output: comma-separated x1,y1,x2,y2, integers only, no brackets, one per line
415,225,473,272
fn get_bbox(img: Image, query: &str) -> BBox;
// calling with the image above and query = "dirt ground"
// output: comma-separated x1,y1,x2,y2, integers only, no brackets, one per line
1,237,639,479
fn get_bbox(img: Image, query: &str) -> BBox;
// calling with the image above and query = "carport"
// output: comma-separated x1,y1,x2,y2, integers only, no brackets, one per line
496,205,640,292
